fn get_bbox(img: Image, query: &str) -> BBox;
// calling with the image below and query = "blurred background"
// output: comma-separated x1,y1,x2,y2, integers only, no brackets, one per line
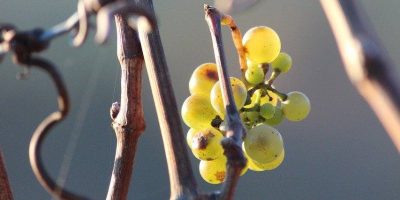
1,0,400,199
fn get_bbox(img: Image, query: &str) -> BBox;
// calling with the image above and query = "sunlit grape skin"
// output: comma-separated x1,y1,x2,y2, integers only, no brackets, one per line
243,124,284,164
190,128,224,161
210,77,248,117
282,91,311,121
189,63,219,97
181,94,217,129
247,149,285,171
243,26,281,64
199,156,227,184
199,156,248,184
271,52,292,73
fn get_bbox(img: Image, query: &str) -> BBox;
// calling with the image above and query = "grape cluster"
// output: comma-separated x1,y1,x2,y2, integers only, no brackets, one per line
181,26,310,184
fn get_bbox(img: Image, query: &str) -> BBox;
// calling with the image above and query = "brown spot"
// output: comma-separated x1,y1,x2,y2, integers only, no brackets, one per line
214,171,226,183
194,135,208,150
205,69,218,81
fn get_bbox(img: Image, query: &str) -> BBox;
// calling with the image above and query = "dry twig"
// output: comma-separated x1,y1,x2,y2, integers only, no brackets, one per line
0,152,13,200
204,5,247,200
137,0,199,199
321,0,400,152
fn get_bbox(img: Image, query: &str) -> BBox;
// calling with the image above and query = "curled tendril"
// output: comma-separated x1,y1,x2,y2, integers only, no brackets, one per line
95,1,157,44
0,27,88,199
27,57,89,200
72,0,90,47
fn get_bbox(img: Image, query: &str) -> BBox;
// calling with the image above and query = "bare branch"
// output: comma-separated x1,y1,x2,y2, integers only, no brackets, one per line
0,151,13,200
106,15,145,200
321,0,400,152
137,0,199,199
204,5,247,200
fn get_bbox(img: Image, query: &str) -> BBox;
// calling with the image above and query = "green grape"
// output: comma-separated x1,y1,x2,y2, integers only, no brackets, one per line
210,77,247,117
247,149,285,171
244,111,259,123
243,26,281,64
260,103,275,119
181,94,217,129
190,128,224,161
243,124,284,164
189,63,219,97
199,156,248,184
271,52,292,73
281,91,311,121
245,64,265,85
264,106,284,126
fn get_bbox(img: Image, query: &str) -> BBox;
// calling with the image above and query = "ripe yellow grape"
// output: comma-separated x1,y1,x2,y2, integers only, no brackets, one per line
243,26,281,64
282,91,311,121
210,77,247,118
199,156,226,184
189,63,219,97
190,128,224,161
247,149,285,171
199,156,248,184
243,124,284,164
181,94,217,129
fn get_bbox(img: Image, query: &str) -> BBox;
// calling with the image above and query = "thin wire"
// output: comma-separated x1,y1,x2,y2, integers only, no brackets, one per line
54,48,105,197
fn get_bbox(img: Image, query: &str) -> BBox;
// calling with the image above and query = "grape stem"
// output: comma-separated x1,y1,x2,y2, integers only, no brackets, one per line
321,0,400,152
247,83,288,102
220,15,247,72
0,152,13,200
204,5,247,200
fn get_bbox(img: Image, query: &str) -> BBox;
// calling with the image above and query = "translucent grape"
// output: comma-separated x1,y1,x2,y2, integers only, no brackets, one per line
189,63,219,97
181,94,217,129
243,124,284,164
260,103,275,119
247,149,285,171
264,106,284,126
199,156,248,184
245,64,265,85
210,77,247,117
190,128,224,161
271,52,292,73
243,26,281,64
281,91,311,121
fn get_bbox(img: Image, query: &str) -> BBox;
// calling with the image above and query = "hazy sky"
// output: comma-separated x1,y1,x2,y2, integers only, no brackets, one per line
1,0,399,199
